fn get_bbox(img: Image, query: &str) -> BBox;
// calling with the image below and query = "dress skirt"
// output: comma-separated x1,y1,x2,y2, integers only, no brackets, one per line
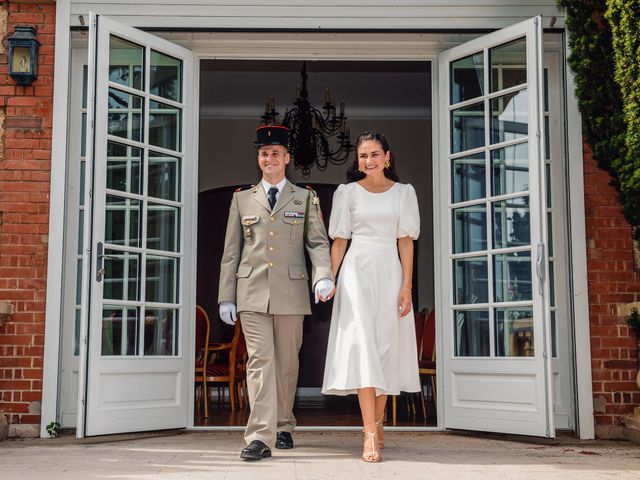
321,236,421,396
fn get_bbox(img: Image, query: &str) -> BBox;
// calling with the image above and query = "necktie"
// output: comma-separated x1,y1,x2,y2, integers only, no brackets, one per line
268,186,278,210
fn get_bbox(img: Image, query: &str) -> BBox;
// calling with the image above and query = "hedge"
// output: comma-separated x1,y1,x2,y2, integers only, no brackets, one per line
558,1,640,237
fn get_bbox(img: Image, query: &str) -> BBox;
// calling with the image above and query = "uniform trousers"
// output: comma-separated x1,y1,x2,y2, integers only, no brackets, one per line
240,311,304,447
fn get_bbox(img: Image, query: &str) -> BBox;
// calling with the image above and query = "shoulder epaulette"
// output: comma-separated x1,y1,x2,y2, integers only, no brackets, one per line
235,184,254,193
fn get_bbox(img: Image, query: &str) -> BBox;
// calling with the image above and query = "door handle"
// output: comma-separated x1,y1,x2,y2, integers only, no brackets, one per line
95,242,117,282
535,242,545,296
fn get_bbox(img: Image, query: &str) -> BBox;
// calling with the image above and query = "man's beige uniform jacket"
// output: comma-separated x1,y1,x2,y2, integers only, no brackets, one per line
218,180,332,315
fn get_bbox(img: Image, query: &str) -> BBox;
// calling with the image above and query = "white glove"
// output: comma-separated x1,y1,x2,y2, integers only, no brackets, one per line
314,278,335,304
219,301,237,325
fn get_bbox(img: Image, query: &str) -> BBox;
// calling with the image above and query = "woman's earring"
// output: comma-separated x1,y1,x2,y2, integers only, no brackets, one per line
384,160,391,169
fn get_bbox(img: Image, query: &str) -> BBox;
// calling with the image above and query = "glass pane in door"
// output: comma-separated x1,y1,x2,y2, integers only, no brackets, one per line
149,101,181,151
453,206,487,253
109,36,144,90
148,151,181,201
453,257,489,304
491,143,529,195
492,197,531,248
489,37,527,92
494,307,534,356
450,52,484,103
454,310,490,356
448,34,536,359
451,102,485,153
490,90,528,144
106,141,142,194
101,306,140,356
151,50,182,102
144,308,179,355
452,153,485,203
108,88,143,142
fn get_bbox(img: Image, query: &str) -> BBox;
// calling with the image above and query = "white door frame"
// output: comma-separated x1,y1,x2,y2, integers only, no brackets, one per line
42,18,594,439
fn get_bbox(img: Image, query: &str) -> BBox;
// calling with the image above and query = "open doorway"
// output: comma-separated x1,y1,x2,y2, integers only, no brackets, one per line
194,59,434,427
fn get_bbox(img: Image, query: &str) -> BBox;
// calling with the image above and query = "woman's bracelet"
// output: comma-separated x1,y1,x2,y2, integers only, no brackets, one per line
401,287,412,293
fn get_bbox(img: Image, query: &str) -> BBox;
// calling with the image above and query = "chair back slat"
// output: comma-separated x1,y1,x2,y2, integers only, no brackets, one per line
414,308,428,360
422,310,436,361
195,305,210,361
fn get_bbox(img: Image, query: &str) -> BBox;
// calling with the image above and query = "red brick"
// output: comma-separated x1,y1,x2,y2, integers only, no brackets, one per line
584,142,640,427
21,368,43,380
0,380,31,390
4,116,43,129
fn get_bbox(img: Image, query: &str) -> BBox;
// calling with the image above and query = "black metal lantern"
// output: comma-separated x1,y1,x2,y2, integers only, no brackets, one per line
7,26,40,86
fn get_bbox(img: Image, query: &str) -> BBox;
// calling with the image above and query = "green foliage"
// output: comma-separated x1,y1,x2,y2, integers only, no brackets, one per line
558,1,640,238
45,421,60,438
606,1,640,235
628,308,640,339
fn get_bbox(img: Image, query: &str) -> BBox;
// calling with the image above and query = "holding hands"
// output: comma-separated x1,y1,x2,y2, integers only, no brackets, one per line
314,278,335,303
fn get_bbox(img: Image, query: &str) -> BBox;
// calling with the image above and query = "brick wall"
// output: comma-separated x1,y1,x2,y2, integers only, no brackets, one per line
0,0,55,438
583,144,640,438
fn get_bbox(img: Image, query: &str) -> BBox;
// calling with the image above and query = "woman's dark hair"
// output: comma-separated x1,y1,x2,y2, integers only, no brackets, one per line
346,131,400,182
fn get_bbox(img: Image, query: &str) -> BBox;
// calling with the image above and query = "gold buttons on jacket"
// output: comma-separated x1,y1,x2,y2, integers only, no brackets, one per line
269,262,274,267
269,246,274,252
269,231,274,236
300,273,305,278
270,216,275,222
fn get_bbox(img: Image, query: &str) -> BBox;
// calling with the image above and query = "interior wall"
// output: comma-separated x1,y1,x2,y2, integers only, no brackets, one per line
198,118,434,311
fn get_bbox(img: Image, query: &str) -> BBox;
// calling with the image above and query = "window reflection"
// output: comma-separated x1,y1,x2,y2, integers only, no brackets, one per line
454,310,490,356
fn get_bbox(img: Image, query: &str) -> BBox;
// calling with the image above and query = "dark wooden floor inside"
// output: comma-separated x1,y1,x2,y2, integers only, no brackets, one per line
195,391,437,427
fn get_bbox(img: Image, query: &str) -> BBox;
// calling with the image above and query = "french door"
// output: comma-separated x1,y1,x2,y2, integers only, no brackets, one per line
78,14,195,436
438,17,554,437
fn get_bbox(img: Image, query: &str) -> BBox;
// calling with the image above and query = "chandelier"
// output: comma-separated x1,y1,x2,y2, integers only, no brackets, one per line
261,61,353,176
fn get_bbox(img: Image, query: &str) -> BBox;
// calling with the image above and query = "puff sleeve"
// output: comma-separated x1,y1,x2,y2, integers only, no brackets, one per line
328,183,352,239
397,183,420,239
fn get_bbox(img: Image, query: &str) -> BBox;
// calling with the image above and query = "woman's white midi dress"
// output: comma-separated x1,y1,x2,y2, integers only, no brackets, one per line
321,182,422,396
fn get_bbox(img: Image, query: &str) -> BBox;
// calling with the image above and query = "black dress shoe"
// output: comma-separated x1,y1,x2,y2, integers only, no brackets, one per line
241,440,272,461
275,431,294,449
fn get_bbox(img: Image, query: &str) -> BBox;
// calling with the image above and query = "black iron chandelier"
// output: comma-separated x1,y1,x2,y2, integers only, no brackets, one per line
261,61,353,176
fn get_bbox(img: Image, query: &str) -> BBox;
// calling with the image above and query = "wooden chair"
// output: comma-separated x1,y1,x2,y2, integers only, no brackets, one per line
390,308,428,425
194,305,211,418
204,317,247,411
419,309,437,417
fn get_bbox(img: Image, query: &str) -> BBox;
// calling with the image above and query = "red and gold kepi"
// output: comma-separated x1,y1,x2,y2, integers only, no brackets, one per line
255,125,289,148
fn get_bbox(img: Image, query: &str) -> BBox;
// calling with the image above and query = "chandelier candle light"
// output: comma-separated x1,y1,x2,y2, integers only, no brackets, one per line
261,62,353,176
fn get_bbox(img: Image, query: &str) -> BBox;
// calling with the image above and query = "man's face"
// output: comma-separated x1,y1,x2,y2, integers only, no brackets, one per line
257,145,290,178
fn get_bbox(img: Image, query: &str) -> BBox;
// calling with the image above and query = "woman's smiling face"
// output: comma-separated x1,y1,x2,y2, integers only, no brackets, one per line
357,140,389,177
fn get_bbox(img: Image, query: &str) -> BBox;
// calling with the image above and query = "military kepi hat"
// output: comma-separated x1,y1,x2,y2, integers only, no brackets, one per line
255,125,289,148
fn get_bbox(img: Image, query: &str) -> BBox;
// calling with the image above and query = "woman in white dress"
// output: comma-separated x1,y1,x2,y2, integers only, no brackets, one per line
321,132,421,463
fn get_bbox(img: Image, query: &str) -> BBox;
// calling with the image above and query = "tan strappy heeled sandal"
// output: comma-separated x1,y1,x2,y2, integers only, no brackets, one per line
375,418,385,449
362,430,381,463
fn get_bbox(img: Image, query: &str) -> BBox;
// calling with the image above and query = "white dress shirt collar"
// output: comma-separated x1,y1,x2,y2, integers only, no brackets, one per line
261,177,288,198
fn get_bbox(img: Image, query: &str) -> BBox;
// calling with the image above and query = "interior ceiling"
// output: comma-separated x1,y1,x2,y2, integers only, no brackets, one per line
199,60,431,120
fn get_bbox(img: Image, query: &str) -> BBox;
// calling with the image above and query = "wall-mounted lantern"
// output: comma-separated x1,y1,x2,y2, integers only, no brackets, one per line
7,26,40,86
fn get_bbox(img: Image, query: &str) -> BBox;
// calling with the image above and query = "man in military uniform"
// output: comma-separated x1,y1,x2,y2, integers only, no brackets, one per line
218,125,334,461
